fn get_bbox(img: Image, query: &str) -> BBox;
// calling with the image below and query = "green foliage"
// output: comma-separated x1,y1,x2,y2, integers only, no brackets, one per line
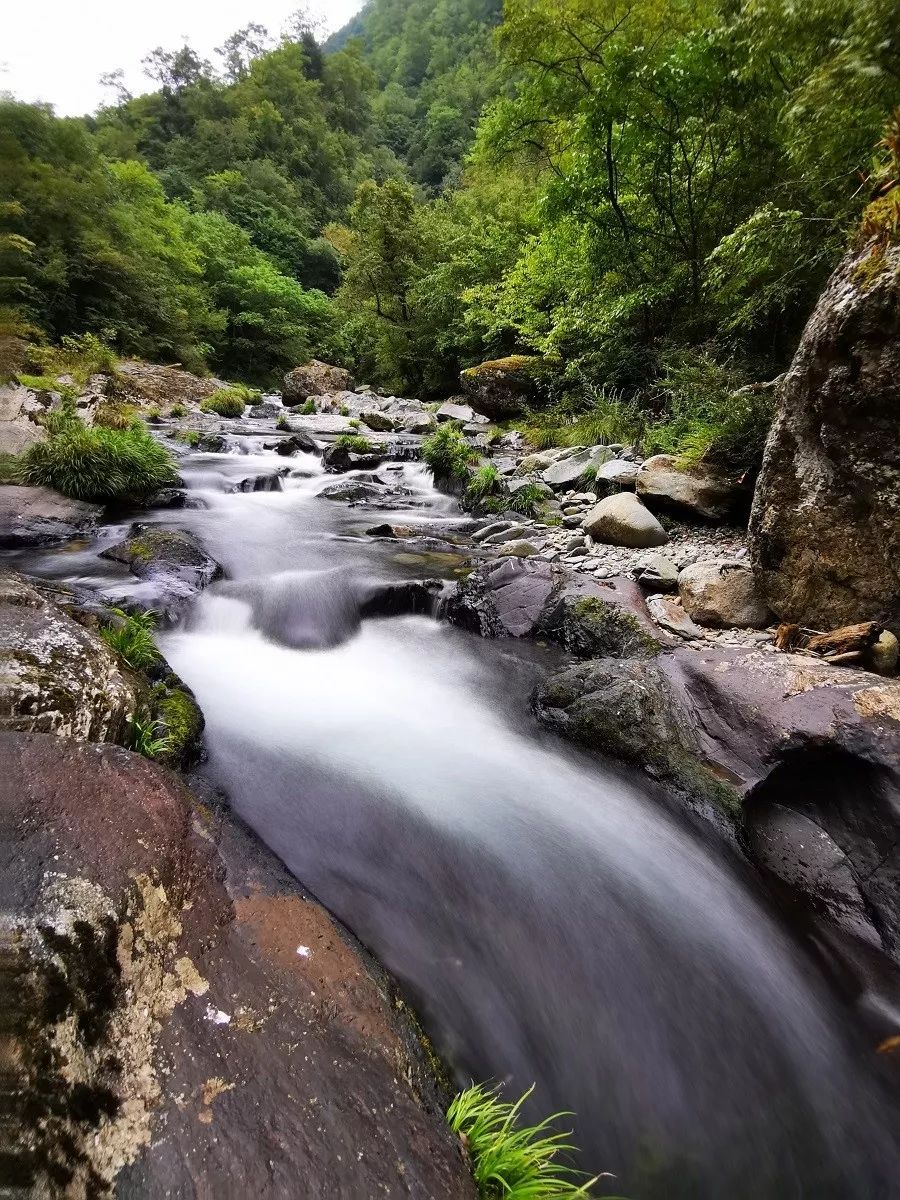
333,433,377,453
447,1084,603,1199
100,607,160,670
169,402,186,417
94,401,138,430
199,385,255,417
300,398,317,415
464,464,501,506
422,422,477,482
127,713,173,760
276,413,290,430
509,484,546,517
27,333,119,384
175,429,201,446
18,415,177,500
0,452,21,483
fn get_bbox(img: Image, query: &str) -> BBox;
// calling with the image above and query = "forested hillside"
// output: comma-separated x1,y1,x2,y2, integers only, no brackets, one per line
2,0,898,467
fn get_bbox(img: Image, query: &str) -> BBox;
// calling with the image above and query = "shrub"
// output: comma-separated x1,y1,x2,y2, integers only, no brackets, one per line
509,484,546,517
175,429,200,446
423,423,478,483
100,607,159,670
349,417,361,428
447,1084,603,1199
340,405,350,416
200,386,257,417
94,401,137,430
19,417,177,500
27,333,118,386
300,398,317,415
464,464,501,507
169,403,186,418
276,413,290,430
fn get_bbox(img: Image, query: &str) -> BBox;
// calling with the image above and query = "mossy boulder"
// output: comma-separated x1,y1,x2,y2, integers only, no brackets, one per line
555,596,661,658
283,360,354,405
150,677,205,770
459,355,543,419
100,526,222,622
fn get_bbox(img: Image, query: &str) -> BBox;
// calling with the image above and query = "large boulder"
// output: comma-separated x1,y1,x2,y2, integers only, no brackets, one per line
283,360,354,405
459,356,541,419
101,526,222,621
582,492,668,548
749,240,900,636
447,557,557,638
118,360,228,409
0,485,101,548
0,382,47,454
541,446,613,491
678,559,770,629
2,732,475,1199
636,454,743,521
0,572,141,743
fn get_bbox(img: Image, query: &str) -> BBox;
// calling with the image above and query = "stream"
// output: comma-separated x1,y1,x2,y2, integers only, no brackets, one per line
12,434,900,1198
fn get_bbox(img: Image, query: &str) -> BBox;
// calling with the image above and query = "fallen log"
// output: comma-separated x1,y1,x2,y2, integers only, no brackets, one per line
805,621,881,657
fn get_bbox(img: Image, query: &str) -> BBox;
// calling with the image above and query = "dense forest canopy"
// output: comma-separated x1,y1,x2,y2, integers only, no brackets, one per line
2,0,898,462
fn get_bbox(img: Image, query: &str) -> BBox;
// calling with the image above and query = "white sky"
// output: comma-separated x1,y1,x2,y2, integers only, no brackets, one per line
1,0,365,117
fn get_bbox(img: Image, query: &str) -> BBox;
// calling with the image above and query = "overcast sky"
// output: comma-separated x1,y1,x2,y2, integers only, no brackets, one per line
1,0,365,117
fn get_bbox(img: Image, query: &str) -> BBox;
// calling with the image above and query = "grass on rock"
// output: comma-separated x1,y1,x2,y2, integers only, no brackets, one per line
423,422,478,483
447,1084,610,1199
100,607,160,671
200,385,258,418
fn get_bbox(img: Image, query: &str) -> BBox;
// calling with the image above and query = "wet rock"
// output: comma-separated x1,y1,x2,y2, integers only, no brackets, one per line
635,554,680,592
198,432,229,452
0,572,141,743
322,443,385,472
226,471,286,494
2,732,475,1199
482,524,534,545
459,355,541,419
248,401,282,419
582,493,669,548
749,240,900,636
547,591,661,659
678,560,770,628
636,454,743,521
365,523,413,538
100,527,223,621
447,557,556,638
274,430,319,456
0,485,101,548
283,360,354,404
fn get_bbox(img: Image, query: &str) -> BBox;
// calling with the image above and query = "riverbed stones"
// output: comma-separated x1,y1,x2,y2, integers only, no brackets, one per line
634,554,680,592
283,360,354,404
541,446,613,491
582,493,669,548
636,454,742,521
0,573,141,743
0,484,101,548
678,559,770,628
436,400,484,424
274,430,319,455
2,731,476,1199
749,240,900,636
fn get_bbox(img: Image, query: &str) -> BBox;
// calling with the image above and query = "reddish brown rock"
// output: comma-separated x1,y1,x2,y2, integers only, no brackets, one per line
1,733,475,1199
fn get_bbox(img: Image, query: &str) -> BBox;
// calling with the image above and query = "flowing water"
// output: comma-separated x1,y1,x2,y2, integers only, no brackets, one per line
13,437,900,1197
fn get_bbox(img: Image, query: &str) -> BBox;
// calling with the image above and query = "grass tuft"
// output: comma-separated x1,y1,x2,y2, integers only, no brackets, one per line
423,423,478,483
509,484,546,517
18,412,177,500
127,712,172,760
464,464,501,507
200,385,258,418
447,1084,609,1199
100,607,159,671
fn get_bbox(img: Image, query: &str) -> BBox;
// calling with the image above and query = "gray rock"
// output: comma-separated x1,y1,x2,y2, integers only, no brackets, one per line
283,360,354,404
248,402,282,419
482,525,533,545
582,493,669,548
678,560,770,629
0,485,102,548
636,454,742,520
541,446,613,491
459,357,540,419
0,573,141,743
447,557,556,637
503,540,539,557
472,521,513,543
361,411,396,432
635,554,680,592
436,401,487,424
402,413,435,434
750,240,900,637
0,383,47,454
595,458,640,493
100,527,223,622
275,431,319,456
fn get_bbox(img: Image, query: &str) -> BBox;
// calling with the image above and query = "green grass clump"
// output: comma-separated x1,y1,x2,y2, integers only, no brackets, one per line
0,452,21,483
464,464,501,507
94,401,138,430
276,413,290,431
169,402,186,418
423,423,478,483
334,433,378,453
17,372,79,400
447,1084,605,1199
200,386,256,418
300,398,317,415
340,405,350,416
509,484,546,517
349,417,361,428
174,429,201,446
101,607,159,671
127,712,172,760
18,413,177,500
